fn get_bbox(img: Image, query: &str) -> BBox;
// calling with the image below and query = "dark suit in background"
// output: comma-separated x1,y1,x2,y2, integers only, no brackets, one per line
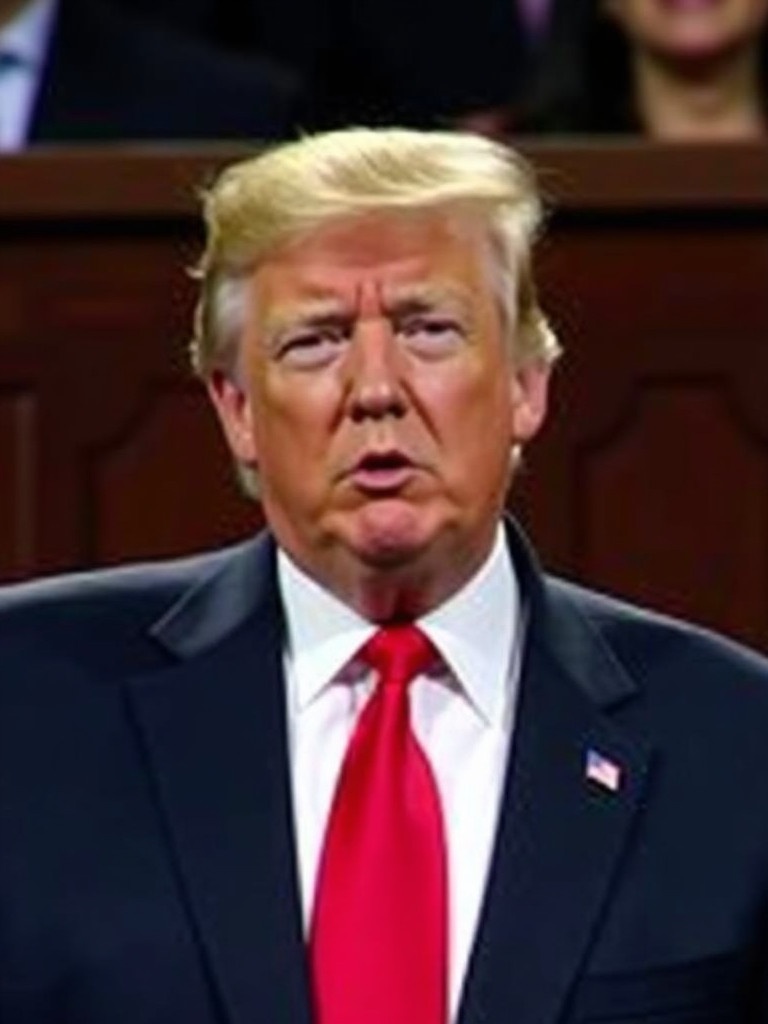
110,0,532,128
1,524,767,1023
107,0,583,134
29,0,299,143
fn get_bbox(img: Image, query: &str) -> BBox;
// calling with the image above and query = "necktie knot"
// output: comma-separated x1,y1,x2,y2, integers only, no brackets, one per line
362,624,434,690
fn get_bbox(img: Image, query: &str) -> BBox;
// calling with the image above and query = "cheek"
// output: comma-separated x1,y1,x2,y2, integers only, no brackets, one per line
249,382,352,515
428,373,514,464
252,370,340,444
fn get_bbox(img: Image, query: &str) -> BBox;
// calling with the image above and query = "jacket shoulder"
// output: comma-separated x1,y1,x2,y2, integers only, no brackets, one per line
546,575,768,707
0,547,240,652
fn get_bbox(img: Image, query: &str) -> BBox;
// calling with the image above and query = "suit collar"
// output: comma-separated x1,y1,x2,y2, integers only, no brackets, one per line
505,516,638,709
278,523,521,727
148,520,638,710
149,533,278,660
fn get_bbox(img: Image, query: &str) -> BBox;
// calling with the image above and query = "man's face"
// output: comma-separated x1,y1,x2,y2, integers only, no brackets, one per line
208,210,550,612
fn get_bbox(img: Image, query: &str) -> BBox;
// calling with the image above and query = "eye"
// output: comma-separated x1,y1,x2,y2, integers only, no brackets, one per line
276,326,348,368
397,315,466,357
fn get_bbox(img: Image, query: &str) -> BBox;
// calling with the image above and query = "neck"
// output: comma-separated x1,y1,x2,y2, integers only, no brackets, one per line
634,46,765,141
307,527,500,624
344,560,479,623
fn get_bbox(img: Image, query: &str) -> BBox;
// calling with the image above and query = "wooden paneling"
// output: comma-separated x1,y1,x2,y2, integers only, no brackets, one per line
511,194,768,650
1,144,767,650
0,171,256,576
577,383,768,642
0,391,38,581
91,387,257,565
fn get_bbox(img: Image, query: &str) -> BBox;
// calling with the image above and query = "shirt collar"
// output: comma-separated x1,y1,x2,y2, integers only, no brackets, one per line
278,523,520,727
420,526,519,726
278,550,377,712
0,0,57,70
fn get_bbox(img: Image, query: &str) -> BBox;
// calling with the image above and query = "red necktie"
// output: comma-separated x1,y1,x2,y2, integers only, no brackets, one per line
310,625,448,1024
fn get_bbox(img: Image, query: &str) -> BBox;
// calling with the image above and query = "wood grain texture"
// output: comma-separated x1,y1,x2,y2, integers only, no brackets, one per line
1,143,766,649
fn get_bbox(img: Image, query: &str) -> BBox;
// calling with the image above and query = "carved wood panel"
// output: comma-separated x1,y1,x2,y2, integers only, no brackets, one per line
1,146,767,653
515,213,768,650
0,391,38,581
0,219,253,576
90,385,255,566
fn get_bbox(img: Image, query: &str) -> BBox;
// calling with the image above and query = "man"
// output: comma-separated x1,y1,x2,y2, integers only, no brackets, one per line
1,128,768,1024
0,0,298,150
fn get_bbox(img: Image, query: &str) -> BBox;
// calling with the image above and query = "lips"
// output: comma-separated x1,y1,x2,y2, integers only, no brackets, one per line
348,450,418,493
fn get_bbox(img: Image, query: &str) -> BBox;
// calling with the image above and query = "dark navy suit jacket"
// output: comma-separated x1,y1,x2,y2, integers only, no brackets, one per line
1,523,768,1023
28,0,299,143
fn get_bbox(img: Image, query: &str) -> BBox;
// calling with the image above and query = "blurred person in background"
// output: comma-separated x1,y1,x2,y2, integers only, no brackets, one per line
0,0,300,150
517,0,768,139
110,0,574,135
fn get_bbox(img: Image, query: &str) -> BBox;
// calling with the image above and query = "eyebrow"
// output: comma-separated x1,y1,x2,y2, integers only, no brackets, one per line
262,299,350,339
261,280,474,341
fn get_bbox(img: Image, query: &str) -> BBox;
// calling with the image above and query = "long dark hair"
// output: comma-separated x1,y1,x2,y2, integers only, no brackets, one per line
520,0,768,134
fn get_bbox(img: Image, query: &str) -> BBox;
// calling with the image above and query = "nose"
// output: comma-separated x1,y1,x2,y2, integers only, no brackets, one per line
344,316,407,423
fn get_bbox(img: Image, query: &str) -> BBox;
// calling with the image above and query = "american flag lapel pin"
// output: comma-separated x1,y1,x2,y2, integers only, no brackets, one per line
585,748,622,793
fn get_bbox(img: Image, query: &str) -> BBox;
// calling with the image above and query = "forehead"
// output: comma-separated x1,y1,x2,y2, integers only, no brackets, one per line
250,210,496,309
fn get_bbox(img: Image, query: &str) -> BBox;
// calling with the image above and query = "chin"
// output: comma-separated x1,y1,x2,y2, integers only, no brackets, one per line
346,502,441,569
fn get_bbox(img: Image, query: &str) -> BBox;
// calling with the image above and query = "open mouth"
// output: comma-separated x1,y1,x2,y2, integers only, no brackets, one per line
350,451,417,492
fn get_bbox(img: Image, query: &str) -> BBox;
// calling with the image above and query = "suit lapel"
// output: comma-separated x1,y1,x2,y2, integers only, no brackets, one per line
122,521,653,1024
458,530,654,1024
125,536,312,1024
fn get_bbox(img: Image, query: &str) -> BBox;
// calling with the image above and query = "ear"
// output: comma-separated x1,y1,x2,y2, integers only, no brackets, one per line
206,370,259,466
509,360,551,444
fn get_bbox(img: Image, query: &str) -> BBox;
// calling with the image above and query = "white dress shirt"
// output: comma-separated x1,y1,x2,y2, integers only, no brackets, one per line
0,0,56,151
279,525,524,1020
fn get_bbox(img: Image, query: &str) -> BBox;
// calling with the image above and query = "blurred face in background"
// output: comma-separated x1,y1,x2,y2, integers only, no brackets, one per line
604,0,768,63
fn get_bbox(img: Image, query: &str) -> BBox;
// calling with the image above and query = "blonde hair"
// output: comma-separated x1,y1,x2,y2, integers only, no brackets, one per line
190,127,560,375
